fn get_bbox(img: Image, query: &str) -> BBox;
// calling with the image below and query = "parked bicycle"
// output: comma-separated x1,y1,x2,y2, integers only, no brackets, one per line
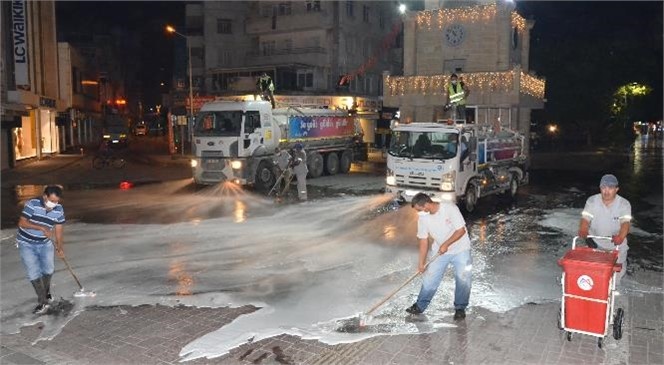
92,154,126,169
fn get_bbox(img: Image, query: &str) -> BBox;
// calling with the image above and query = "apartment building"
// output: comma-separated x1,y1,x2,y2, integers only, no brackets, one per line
183,1,404,97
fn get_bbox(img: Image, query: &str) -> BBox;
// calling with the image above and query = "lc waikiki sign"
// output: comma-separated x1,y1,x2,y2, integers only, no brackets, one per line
11,0,29,88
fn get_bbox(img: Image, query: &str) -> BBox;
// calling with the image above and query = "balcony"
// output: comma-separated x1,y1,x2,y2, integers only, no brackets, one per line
245,47,328,67
246,11,332,34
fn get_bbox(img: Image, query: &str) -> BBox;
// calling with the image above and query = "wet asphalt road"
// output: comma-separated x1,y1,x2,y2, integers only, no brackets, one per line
2,136,662,271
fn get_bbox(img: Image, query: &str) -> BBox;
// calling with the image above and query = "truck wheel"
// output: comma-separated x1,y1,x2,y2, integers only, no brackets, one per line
339,150,352,173
463,184,478,213
255,161,275,192
308,152,324,178
325,153,340,175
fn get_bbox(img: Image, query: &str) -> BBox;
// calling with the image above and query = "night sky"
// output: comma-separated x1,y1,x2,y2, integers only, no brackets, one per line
55,1,663,129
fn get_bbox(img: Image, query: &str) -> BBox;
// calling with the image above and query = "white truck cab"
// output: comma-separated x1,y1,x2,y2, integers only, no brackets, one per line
385,120,527,212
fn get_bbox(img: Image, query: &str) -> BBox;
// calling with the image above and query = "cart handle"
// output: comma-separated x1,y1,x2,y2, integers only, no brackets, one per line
572,235,614,250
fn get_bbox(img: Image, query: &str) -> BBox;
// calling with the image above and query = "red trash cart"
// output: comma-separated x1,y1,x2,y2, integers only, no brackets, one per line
557,235,624,348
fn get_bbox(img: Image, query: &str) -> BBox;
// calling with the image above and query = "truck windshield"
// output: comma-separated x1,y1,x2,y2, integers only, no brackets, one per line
388,130,458,160
194,111,243,137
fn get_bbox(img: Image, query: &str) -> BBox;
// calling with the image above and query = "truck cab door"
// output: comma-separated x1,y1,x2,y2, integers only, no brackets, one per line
242,111,264,156
456,133,476,195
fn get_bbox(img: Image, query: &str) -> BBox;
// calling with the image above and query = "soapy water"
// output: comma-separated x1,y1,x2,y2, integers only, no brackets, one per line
0,179,661,361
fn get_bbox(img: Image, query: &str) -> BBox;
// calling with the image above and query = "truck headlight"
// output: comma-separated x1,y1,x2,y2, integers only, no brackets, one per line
441,171,456,191
231,160,242,169
190,159,198,168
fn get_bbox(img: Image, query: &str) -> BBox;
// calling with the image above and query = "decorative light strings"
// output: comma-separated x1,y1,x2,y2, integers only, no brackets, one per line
415,3,526,32
384,69,545,99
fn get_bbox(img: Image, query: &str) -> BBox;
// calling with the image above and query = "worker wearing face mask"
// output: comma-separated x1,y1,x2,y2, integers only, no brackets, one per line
406,193,472,320
16,186,66,315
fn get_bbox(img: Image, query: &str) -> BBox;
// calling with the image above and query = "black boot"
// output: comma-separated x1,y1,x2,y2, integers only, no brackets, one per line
41,274,53,302
30,279,49,314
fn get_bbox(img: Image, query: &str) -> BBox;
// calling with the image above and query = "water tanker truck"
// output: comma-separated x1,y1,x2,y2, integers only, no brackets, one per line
191,100,366,189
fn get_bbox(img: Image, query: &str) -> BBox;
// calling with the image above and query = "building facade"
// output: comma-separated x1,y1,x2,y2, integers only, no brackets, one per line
1,0,65,169
383,0,545,147
173,1,408,146
186,0,403,96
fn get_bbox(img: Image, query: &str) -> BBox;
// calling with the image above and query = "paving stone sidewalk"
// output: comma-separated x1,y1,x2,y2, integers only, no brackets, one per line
1,286,661,365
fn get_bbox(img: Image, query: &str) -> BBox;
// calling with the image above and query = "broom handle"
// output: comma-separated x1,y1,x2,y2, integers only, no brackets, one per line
365,253,441,316
61,256,84,290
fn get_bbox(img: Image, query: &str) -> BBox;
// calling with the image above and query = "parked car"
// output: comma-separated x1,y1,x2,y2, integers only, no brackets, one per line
134,124,147,136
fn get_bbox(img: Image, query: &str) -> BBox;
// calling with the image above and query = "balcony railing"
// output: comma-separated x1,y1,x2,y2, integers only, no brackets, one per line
384,68,546,100
247,47,327,58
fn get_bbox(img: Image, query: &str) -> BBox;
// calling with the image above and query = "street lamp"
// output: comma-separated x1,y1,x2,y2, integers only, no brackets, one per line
398,4,407,14
166,25,193,156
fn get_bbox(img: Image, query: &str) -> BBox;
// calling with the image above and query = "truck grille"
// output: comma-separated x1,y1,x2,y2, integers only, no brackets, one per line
396,174,441,189
202,172,227,181
204,161,224,170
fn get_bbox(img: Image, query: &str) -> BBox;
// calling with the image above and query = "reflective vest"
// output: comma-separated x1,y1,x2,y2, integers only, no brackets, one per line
448,83,466,105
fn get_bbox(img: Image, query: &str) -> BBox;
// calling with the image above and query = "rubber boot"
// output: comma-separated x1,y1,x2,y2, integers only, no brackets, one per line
42,274,53,302
30,279,46,304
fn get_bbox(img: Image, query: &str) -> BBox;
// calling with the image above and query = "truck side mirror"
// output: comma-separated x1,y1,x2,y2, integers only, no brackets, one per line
469,136,477,151
470,152,477,161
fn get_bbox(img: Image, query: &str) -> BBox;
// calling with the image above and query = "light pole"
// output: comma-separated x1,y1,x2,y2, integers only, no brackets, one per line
166,25,193,156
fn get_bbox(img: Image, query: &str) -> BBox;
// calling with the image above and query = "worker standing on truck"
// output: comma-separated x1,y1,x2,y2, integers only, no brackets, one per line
445,73,470,121
292,143,308,201
256,72,276,109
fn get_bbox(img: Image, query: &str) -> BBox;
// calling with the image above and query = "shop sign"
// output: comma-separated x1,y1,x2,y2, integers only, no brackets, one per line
11,0,29,88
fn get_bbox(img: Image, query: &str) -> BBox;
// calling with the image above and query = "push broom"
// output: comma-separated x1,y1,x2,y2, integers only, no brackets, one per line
61,256,96,297
359,253,441,327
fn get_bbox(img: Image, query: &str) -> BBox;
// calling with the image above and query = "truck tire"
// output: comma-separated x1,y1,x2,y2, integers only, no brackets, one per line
325,153,340,175
255,161,275,192
339,150,352,173
308,152,324,178
463,183,478,213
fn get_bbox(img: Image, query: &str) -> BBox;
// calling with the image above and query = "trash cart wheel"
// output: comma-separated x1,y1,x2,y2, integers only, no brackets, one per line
598,337,603,349
613,308,624,340
566,332,572,341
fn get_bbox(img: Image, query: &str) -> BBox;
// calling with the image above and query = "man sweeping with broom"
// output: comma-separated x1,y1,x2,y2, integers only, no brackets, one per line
406,193,472,320
16,185,66,315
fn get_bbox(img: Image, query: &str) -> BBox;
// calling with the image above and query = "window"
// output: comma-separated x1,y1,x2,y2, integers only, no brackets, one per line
194,111,243,137
244,111,261,134
365,76,373,94
363,5,370,22
306,0,321,12
261,41,276,56
217,49,231,66
379,11,384,29
297,71,314,88
217,19,232,34
71,66,81,94
281,39,292,51
278,2,291,15
308,36,320,48
346,1,354,17
261,4,274,17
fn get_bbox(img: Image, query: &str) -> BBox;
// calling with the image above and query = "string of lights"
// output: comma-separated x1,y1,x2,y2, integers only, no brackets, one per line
415,3,526,32
384,69,545,99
